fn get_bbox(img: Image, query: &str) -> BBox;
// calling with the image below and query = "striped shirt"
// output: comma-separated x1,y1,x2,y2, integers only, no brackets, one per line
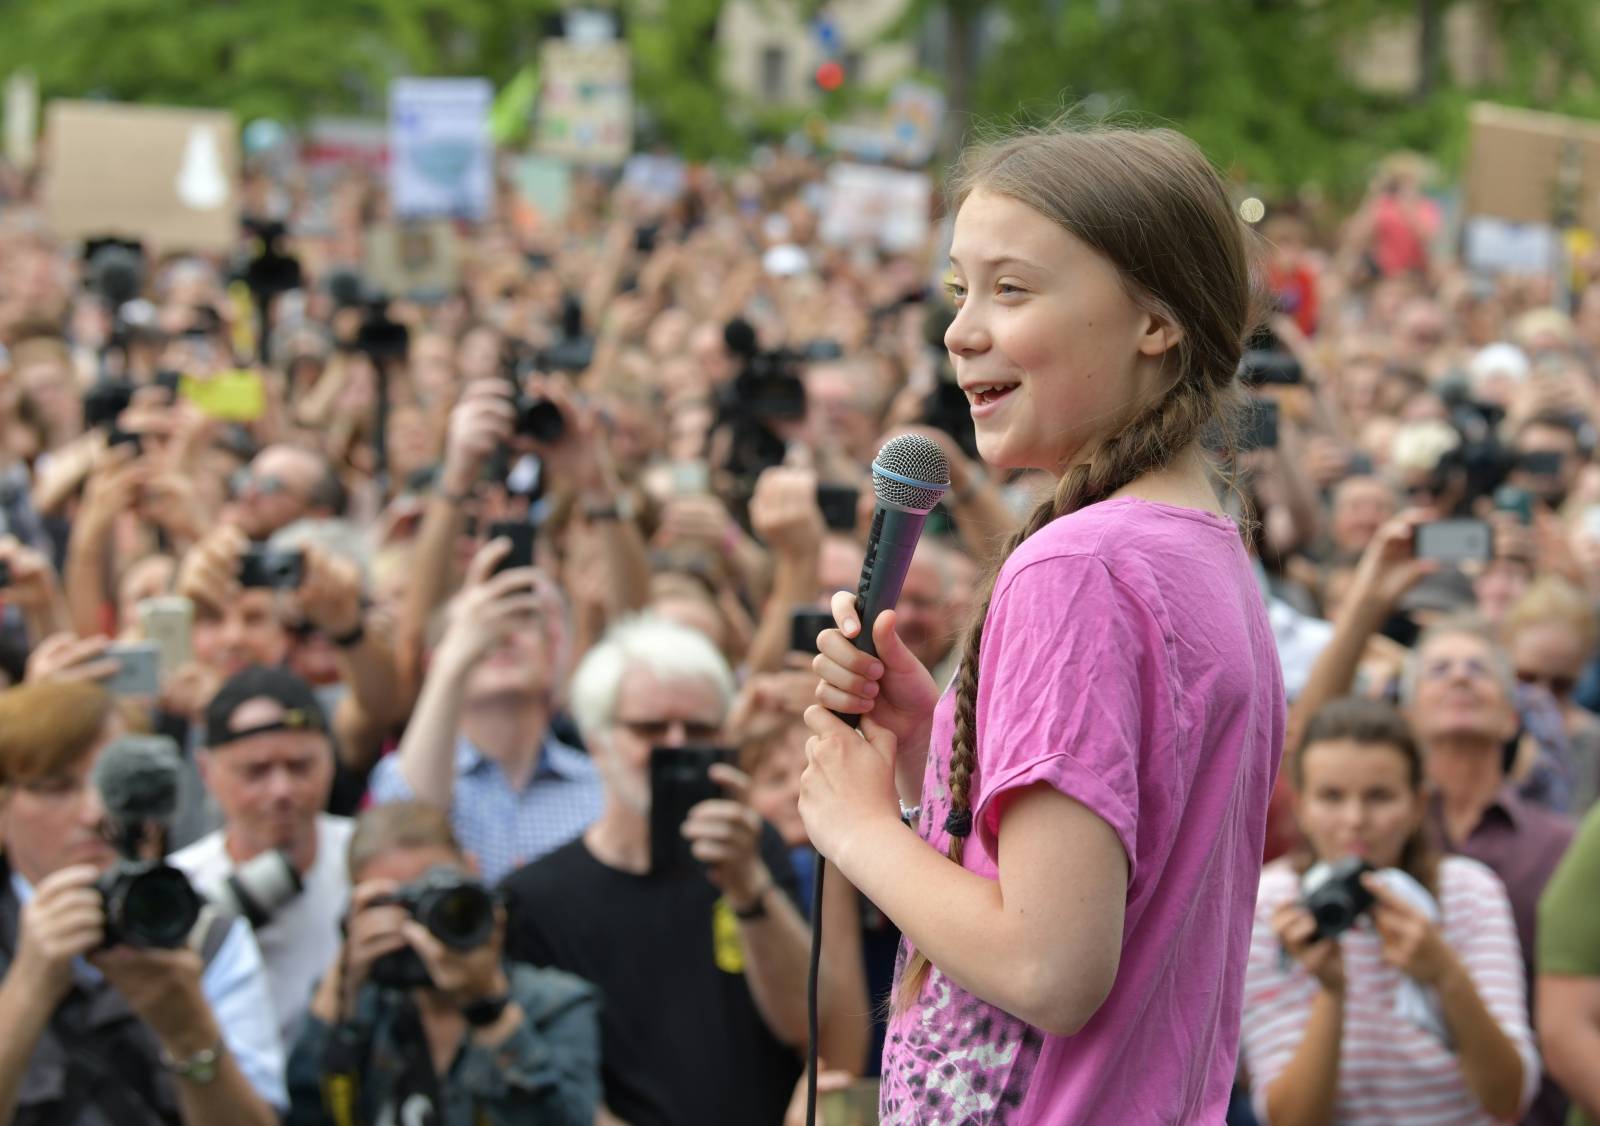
1241,857,1539,1125
367,733,604,885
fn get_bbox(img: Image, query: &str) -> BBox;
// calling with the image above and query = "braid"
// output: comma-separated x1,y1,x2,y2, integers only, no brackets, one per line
894,379,1219,1013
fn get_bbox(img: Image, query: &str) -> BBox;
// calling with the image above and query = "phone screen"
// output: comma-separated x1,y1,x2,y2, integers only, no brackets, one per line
648,746,737,877
1414,519,1493,565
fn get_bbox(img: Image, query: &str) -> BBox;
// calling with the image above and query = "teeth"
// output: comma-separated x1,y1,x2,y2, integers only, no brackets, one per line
972,384,1016,396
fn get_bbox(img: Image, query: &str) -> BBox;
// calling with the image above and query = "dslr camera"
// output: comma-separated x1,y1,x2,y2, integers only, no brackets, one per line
239,547,306,590
200,849,303,929
96,859,204,948
368,867,498,990
1302,857,1376,942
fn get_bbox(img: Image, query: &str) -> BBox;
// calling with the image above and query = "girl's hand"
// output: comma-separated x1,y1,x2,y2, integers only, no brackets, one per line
798,707,901,869
1363,873,1457,986
1271,901,1346,996
812,595,938,751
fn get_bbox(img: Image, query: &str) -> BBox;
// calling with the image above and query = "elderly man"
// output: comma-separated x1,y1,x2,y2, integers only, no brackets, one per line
500,615,867,1126
229,444,346,541
0,680,284,1124
170,666,353,1046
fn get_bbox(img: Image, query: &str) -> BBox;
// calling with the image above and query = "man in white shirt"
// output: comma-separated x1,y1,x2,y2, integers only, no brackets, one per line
171,666,352,1046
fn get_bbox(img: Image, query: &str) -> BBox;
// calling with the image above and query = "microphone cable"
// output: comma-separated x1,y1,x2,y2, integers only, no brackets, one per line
805,850,826,1126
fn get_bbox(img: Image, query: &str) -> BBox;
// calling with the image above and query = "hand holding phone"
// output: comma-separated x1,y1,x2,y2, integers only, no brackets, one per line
105,642,161,697
487,522,536,575
649,746,738,877
1414,519,1493,565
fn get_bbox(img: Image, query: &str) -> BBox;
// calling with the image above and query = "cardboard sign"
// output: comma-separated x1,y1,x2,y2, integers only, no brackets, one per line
363,218,461,301
819,162,932,254
43,101,239,252
1464,103,1600,230
512,154,573,227
536,39,632,166
389,78,494,222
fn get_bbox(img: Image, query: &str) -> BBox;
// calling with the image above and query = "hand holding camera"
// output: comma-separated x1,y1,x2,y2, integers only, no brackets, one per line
0,537,61,615
288,544,363,639
441,379,517,497
13,863,108,1007
398,900,509,1008
345,869,503,1002
749,466,825,561
679,762,770,906
1361,872,1457,987
177,525,250,611
1270,900,1346,997
23,632,120,687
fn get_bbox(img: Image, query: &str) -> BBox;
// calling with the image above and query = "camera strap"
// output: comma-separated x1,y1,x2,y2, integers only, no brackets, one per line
387,998,446,1126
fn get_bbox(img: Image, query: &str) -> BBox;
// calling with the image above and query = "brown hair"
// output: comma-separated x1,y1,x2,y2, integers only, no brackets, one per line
899,123,1258,1008
0,681,120,789
346,800,463,879
1290,696,1438,893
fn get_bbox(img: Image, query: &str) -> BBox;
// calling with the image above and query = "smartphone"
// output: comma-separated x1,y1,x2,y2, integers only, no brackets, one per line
105,643,160,697
1493,485,1535,526
649,746,737,877
238,547,306,590
669,460,710,496
1414,519,1494,565
790,608,835,656
816,483,861,533
179,370,267,422
106,426,144,455
137,597,194,681
1238,398,1279,452
488,521,536,575
1239,350,1303,386
1519,450,1566,476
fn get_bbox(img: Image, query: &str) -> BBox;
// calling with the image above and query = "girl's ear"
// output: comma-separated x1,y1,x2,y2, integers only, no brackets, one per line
1136,310,1184,359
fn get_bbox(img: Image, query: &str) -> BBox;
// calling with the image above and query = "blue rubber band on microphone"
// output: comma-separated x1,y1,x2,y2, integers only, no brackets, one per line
870,461,950,493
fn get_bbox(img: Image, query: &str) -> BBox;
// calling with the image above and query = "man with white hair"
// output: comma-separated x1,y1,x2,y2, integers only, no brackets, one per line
500,614,866,1126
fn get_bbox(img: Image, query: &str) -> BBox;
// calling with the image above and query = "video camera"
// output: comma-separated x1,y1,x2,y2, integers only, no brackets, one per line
713,318,809,484
326,268,408,364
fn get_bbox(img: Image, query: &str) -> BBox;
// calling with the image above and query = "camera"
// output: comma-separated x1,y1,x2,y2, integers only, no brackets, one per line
238,547,306,590
83,377,135,432
515,395,566,443
201,849,303,929
1303,857,1376,942
96,858,202,949
368,867,498,990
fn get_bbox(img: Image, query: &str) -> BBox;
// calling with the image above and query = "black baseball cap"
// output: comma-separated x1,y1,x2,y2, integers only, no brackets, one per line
205,666,328,749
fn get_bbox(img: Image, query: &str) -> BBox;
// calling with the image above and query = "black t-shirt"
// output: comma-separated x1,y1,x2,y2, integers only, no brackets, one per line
500,827,803,1126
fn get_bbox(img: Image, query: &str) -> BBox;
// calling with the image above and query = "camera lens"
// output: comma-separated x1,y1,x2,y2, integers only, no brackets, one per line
516,396,566,443
1309,892,1354,936
422,884,496,950
110,863,202,948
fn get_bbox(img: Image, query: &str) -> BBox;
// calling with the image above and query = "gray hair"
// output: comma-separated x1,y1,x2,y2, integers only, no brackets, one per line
568,614,737,747
1400,615,1516,710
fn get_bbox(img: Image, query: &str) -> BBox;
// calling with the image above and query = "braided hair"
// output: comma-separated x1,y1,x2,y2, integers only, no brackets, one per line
894,122,1260,1012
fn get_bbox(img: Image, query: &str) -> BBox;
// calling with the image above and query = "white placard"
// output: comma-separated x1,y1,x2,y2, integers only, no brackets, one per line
819,162,932,254
389,78,494,221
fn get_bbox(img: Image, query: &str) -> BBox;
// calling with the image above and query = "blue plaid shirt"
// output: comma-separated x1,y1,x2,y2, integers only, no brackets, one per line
368,734,604,885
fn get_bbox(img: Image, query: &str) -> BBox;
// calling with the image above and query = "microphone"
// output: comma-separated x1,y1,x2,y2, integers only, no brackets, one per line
841,435,951,717
855,434,951,655
92,735,183,850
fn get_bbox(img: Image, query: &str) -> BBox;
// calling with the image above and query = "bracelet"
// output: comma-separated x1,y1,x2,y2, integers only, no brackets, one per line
731,883,773,920
899,800,922,827
460,993,512,1028
435,481,475,506
159,1039,225,1084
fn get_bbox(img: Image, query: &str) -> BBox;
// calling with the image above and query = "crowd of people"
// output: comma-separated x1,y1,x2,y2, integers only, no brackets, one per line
0,123,1597,1126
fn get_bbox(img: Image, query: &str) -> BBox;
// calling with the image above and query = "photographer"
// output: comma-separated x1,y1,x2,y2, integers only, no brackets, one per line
287,800,601,1126
171,666,352,1044
0,679,285,1124
1241,697,1536,1123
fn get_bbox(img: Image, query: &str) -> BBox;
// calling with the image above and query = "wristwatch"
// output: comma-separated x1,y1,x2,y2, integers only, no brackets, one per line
460,992,513,1027
731,884,773,921
160,1039,224,1085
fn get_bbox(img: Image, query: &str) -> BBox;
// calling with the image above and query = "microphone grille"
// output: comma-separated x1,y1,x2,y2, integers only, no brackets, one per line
92,735,183,825
871,434,951,514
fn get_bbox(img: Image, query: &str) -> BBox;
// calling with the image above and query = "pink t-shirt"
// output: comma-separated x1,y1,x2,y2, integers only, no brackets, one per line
879,498,1285,1124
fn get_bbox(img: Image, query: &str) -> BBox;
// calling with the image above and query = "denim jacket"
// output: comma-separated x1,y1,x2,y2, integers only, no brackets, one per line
285,962,601,1126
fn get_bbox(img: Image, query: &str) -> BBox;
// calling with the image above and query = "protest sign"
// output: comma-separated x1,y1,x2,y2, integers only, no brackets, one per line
364,218,462,301
4,72,38,169
1464,103,1600,231
536,40,632,166
819,162,931,254
512,154,573,227
390,78,494,222
43,101,238,252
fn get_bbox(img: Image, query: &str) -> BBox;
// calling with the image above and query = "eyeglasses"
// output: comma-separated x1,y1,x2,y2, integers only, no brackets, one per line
1419,656,1497,683
231,469,292,499
1517,670,1577,699
616,719,723,744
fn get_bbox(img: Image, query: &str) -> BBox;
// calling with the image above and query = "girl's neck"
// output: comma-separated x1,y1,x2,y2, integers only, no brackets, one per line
1107,445,1225,516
